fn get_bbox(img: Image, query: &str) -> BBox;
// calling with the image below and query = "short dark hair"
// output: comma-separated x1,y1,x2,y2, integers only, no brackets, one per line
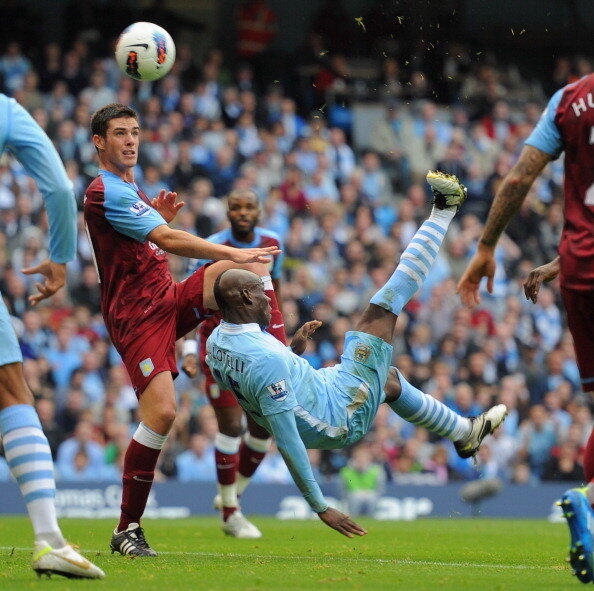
90,103,138,137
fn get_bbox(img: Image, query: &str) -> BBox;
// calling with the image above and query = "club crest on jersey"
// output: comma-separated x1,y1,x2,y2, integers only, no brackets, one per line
354,344,372,363
266,380,288,401
139,358,154,377
130,201,151,216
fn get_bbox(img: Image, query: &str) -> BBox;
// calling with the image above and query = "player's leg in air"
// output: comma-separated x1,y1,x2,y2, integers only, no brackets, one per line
0,94,104,579
355,172,507,455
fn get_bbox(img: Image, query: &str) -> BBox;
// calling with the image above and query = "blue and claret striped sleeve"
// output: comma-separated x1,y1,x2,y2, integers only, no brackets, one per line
103,178,166,242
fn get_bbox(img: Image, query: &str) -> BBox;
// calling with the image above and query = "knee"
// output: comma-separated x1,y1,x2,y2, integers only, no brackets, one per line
153,403,177,432
384,366,402,403
219,418,243,438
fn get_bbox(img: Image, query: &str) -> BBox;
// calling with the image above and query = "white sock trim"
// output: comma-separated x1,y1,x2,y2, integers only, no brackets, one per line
450,417,472,442
182,339,198,356
133,422,168,450
215,432,241,454
236,474,250,496
244,434,270,453
220,483,238,508
429,206,456,229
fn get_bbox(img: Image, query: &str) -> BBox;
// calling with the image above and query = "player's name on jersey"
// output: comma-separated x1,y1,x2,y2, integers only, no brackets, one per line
208,345,245,373
571,94,594,117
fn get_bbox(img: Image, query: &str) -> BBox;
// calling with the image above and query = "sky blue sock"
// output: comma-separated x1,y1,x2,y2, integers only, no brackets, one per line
388,369,471,441
370,209,454,316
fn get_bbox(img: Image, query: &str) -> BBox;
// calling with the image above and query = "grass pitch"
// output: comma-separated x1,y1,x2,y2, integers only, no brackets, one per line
0,517,574,590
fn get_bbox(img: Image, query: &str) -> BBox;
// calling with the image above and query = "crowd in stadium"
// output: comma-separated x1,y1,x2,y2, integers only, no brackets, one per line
0,34,589,491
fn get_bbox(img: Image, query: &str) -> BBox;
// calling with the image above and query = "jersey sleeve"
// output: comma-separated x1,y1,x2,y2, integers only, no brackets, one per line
267,410,328,513
103,182,167,242
251,354,298,416
5,98,77,263
525,87,564,158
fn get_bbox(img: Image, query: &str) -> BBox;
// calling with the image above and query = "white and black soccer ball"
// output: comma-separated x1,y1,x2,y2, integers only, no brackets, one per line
115,22,176,82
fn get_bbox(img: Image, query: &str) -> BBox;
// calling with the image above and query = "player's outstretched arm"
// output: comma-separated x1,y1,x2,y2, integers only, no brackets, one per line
523,256,560,303
148,225,280,263
267,410,367,538
457,145,551,307
5,98,77,265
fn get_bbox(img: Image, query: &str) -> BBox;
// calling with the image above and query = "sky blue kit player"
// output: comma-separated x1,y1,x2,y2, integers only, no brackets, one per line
206,173,507,531
0,94,104,578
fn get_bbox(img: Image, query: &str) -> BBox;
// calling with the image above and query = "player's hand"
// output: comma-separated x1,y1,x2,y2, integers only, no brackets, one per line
229,245,281,264
22,259,67,306
523,257,560,304
457,244,496,307
151,189,185,223
181,353,198,378
291,320,322,355
318,507,367,538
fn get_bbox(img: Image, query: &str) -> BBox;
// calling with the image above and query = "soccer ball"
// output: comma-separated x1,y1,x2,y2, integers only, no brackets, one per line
115,22,176,81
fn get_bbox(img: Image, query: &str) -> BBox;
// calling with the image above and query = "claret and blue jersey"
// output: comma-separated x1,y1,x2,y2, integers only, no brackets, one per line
526,73,594,289
84,169,170,321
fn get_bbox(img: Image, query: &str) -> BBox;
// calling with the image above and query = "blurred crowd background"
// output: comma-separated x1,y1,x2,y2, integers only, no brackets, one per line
0,2,590,495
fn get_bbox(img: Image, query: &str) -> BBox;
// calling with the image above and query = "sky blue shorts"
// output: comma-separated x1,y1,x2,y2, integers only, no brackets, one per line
0,294,22,366
328,330,393,447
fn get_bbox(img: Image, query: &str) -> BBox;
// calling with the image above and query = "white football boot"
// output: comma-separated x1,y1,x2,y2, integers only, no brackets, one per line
222,511,262,539
426,170,468,210
32,540,105,579
454,404,508,459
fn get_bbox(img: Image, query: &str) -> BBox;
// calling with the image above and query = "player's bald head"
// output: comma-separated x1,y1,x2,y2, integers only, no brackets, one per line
213,268,263,312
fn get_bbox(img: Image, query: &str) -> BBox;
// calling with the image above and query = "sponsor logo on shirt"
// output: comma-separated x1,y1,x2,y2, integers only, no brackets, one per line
129,201,151,216
354,344,372,363
266,380,288,402
139,358,155,377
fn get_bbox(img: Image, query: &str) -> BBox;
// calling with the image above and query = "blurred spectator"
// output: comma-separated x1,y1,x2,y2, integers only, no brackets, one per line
340,444,385,516
175,434,216,482
0,36,585,488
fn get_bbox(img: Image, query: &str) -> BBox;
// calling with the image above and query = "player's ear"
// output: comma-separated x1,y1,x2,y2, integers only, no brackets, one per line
240,288,253,305
92,134,105,151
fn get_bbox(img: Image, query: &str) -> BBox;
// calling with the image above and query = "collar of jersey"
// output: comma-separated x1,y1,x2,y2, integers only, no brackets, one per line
228,229,261,248
98,169,139,190
219,321,262,334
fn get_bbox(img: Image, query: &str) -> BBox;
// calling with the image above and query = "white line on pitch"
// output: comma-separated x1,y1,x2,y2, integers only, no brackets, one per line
0,547,558,571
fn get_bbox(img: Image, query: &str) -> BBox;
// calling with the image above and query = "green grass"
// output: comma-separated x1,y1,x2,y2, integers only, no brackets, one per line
0,517,575,590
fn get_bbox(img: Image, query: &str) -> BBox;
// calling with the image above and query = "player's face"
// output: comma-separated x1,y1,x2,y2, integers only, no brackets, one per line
251,281,272,328
227,196,259,235
95,117,140,171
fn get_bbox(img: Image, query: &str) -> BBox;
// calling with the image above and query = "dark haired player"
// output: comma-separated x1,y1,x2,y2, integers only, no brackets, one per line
458,75,594,584
206,172,506,538
83,103,279,556
185,189,286,538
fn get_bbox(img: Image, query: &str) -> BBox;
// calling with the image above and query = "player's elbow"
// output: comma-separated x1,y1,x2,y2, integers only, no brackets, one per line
148,225,175,252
